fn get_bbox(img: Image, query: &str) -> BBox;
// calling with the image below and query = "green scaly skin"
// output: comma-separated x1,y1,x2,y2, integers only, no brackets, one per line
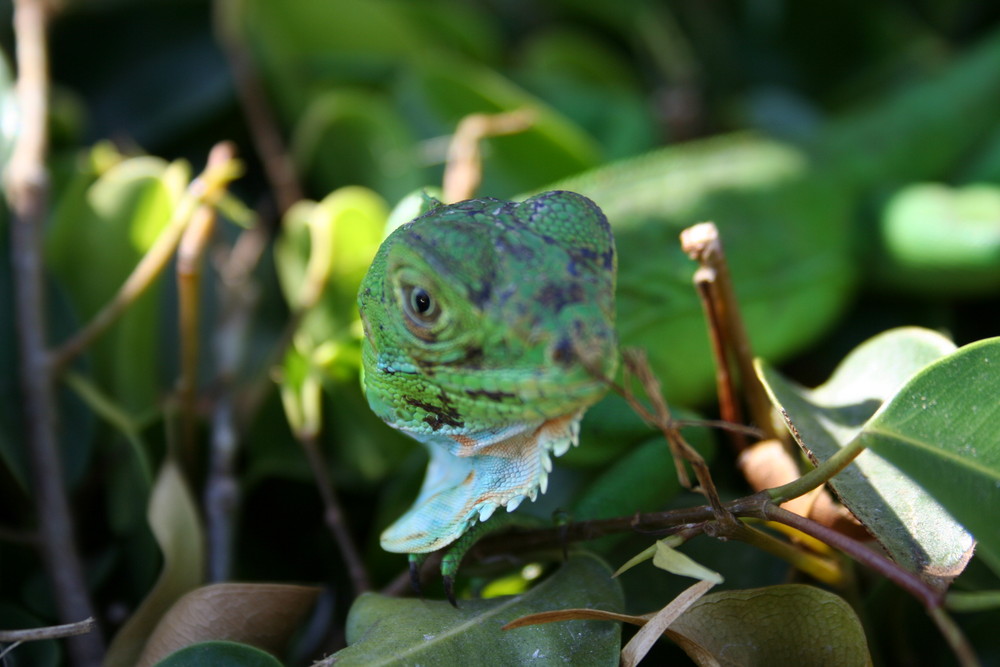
358,191,617,595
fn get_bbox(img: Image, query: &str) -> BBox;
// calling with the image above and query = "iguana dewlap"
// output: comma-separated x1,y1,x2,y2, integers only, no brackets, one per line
358,191,617,554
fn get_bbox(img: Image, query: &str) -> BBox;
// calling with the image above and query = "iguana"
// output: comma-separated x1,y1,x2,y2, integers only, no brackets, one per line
358,192,617,582
357,28,1000,598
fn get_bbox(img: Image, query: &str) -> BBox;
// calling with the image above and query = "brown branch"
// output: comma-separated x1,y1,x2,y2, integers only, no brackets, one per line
680,222,774,438
300,432,371,598
214,0,303,213
6,0,104,663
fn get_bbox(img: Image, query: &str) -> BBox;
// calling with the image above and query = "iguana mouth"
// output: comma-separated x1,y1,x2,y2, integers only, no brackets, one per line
379,411,583,553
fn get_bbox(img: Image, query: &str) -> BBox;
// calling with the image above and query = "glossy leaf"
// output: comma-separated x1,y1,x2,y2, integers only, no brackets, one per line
757,328,975,583
545,134,854,404
668,585,871,666
105,460,205,667
151,641,282,667
859,336,1000,577
137,583,320,667
327,552,623,666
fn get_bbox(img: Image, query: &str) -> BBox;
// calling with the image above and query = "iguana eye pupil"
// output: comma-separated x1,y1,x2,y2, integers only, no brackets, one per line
413,289,432,314
402,284,439,327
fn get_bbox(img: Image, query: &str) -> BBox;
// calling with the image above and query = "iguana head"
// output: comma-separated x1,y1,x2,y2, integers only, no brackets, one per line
359,191,617,553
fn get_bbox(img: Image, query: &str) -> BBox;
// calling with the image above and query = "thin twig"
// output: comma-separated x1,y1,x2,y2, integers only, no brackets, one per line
763,504,942,609
6,1,104,663
0,617,96,643
214,0,303,213
51,143,242,371
442,108,536,203
204,224,266,582
680,222,774,437
176,204,218,472
299,432,371,598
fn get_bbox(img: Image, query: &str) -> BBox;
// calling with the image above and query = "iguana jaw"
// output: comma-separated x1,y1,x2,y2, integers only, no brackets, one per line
379,410,583,553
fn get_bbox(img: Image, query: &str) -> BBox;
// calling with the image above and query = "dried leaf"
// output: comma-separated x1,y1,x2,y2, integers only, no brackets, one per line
621,579,716,667
137,583,320,666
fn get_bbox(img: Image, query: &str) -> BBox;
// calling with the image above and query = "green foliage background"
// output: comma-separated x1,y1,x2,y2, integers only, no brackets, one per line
1,1,999,665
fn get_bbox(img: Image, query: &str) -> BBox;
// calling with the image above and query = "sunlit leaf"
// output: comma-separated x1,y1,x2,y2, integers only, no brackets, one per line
45,153,186,413
652,540,724,584
326,552,623,666
879,182,1000,293
105,460,205,667
273,185,387,350
757,327,974,584
137,583,320,667
859,336,1000,577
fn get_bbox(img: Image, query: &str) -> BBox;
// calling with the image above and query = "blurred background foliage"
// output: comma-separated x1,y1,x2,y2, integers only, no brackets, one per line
1,0,999,664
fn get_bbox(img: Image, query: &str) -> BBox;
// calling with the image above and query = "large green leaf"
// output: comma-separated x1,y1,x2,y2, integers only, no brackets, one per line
327,552,623,666
756,328,976,583
859,336,1000,577
669,585,871,666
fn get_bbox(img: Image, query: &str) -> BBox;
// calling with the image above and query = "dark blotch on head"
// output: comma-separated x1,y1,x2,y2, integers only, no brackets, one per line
537,282,585,312
404,394,464,431
464,388,517,402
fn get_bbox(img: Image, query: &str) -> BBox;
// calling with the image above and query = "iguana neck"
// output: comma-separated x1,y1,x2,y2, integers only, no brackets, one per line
380,410,583,553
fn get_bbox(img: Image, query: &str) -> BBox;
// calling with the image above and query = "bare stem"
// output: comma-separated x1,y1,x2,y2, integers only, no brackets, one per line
176,204,218,472
298,433,371,598
51,143,242,371
763,504,942,609
214,0,303,213
442,109,536,203
6,0,104,663
680,222,774,436
0,617,96,643
204,224,267,582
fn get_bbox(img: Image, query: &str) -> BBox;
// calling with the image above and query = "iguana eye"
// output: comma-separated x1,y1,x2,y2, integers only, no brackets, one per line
402,284,440,326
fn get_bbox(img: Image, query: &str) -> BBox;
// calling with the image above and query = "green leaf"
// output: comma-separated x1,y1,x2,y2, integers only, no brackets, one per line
105,460,205,667
400,56,601,195
545,134,854,404
151,641,282,667
757,327,975,583
652,540,724,584
668,585,872,666
328,552,623,666
878,182,1000,293
45,153,186,413
859,337,1000,577
273,185,387,349
291,90,423,202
